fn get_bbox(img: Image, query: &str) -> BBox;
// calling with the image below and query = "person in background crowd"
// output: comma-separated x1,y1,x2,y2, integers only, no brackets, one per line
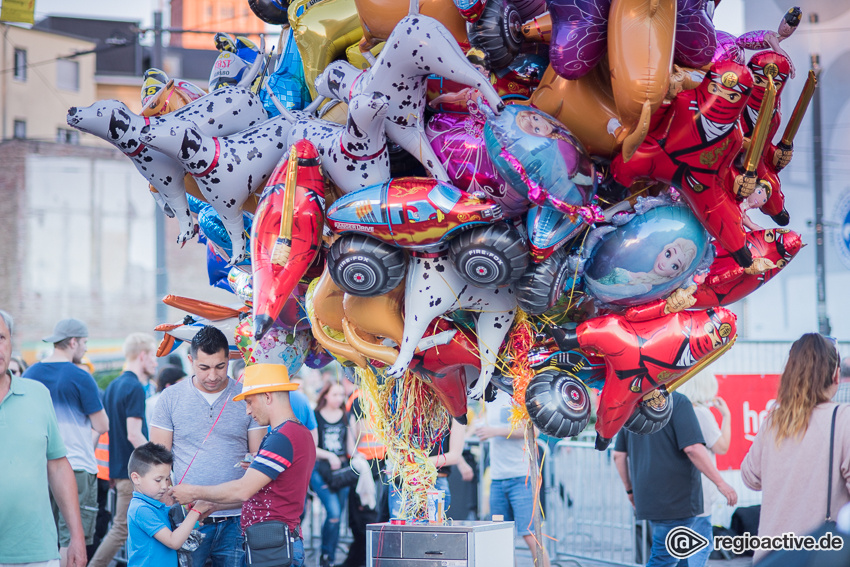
613,391,737,567
312,382,356,567
145,366,186,425
25,318,109,567
676,374,732,567
339,387,389,567
89,333,157,567
0,310,88,567
151,326,265,567
833,357,850,404
742,333,850,563
7,353,27,377
172,364,317,567
477,390,550,567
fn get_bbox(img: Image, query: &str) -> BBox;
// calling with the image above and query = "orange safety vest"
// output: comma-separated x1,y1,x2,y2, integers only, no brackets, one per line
346,390,386,461
95,432,110,481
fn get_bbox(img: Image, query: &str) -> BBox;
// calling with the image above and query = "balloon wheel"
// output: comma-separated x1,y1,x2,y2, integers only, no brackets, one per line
450,223,528,287
525,369,591,438
517,247,570,315
623,389,674,435
327,234,407,297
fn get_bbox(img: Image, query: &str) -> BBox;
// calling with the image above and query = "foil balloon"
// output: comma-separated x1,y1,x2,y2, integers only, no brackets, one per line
607,0,676,131
346,41,385,70
261,29,311,118
583,205,710,307
484,105,596,215
236,315,311,374
426,110,527,218
551,307,737,448
209,34,263,91
314,8,505,182
251,140,325,340
525,205,585,262
227,266,254,306
712,7,801,78
140,68,206,116
304,341,334,369
691,229,802,308
198,204,253,265
386,250,518,401
611,61,755,268
154,296,246,359
353,0,471,50
546,0,611,80
674,0,717,68
206,243,239,292
288,0,363,100
248,0,290,25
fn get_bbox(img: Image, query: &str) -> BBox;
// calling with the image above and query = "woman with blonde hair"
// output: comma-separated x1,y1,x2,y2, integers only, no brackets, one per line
741,333,850,563
676,372,732,567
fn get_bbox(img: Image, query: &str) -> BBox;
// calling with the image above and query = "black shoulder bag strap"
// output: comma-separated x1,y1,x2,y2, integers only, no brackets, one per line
826,405,839,524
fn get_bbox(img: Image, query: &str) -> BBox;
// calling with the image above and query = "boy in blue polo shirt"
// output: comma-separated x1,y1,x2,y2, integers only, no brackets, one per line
127,443,213,566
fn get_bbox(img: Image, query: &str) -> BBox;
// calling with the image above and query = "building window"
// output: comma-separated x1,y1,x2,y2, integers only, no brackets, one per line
206,3,213,18
221,5,235,20
13,120,26,139
13,48,26,81
56,59,80,92
56,128,80,145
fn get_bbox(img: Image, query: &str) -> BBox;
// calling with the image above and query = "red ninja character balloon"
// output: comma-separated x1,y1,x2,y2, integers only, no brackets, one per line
567,307,737,448
612,61,755,268
251,139,325,340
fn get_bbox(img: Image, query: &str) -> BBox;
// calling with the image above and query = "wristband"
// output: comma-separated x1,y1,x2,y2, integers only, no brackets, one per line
625,489,633,495
189,508,202,515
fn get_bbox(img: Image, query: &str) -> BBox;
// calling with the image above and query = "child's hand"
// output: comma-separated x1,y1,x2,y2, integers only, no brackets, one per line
191,500,215,520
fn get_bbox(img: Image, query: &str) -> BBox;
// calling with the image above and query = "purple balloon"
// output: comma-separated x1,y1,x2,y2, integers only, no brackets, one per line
674,0,717,68
712,30,744,64
426,110,529,218
548,0,610,80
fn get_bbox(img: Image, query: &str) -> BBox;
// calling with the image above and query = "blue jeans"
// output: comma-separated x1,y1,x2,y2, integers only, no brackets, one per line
388,476,450,518
489,477,534,536
190,516,244,567
648,517,698,567
310,470,349,561
291,537,304,567
689,516,713,567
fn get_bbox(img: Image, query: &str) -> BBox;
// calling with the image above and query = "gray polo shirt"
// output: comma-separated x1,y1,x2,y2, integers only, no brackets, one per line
151,377,264,517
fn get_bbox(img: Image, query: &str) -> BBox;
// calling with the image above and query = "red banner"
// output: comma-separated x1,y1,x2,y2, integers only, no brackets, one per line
713,373,780,470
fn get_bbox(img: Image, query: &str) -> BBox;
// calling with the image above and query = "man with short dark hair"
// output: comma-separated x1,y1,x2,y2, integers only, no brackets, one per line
0,310,88,567
25,318,108,566
171,364,316,567
151,326,265,567
88,333,157,567
832,357,850,404
613,391,738,567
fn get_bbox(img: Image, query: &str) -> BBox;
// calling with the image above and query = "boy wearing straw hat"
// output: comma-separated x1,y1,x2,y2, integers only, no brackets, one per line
171,364,316,567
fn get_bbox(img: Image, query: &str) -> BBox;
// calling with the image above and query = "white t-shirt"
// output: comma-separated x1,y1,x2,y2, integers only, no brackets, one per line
692,404,722,517
486,390,529,480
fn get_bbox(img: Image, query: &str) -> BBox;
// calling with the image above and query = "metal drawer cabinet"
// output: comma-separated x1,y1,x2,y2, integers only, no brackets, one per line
367,520,515,567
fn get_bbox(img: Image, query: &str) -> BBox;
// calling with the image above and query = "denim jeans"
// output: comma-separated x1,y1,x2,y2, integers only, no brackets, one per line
190,516,245,567
310,470,349,562
648,517,698,567
688,516,713,567
489,477,534,536
388,476,450,518
291,538,304,567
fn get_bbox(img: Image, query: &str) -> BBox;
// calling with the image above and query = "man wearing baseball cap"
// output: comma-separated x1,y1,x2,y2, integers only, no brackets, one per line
171,364,316,567
25,318,109,566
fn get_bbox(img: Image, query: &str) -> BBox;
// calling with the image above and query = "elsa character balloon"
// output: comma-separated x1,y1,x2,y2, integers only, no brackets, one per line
586,238,699,301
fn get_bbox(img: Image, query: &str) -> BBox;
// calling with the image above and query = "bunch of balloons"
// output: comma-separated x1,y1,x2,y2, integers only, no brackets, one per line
68,0,811,514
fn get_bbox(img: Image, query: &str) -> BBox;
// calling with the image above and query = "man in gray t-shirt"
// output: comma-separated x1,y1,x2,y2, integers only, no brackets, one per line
151,326,264,567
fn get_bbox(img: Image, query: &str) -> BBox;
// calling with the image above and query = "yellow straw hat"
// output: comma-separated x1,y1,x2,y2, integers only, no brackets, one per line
233,364,298,401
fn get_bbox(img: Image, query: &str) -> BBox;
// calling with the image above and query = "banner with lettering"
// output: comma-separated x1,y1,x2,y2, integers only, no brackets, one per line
713,373,780,470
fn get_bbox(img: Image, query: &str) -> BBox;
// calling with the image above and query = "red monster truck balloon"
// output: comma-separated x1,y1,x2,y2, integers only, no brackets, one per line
251,140,325,340
554,307,737,449
611,61,755,269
